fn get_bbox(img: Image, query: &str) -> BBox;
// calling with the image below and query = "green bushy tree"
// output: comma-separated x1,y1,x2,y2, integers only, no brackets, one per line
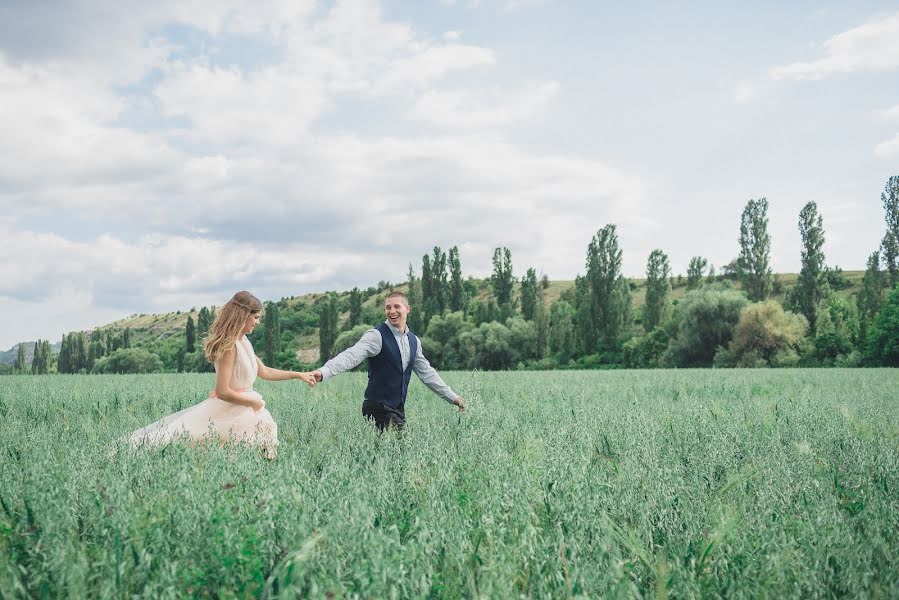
92,348,164,374
715,301,807,368
622,327,669,368
424,311,473,370
663,286,749,367
812,295,860,366
857,251,885,344
548,299,576,364
864,284,899,366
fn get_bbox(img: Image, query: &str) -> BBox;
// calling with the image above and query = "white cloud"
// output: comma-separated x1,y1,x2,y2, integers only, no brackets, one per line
0,55,185,217
0,0,653,347
875,104,899,121
154,63,327,144
438,0,545,10
375,44,495,92
0,224,368,306
874,133,899,158
412,81,559,128
0,291,127,351
770,11,899,80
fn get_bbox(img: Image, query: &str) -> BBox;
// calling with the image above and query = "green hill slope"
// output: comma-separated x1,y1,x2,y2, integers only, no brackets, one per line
1,271,866,368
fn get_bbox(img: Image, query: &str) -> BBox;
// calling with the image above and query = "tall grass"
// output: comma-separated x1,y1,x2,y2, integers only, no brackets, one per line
1,370,897,597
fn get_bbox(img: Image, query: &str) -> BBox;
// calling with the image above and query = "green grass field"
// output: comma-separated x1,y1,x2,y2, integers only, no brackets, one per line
1,370,897,598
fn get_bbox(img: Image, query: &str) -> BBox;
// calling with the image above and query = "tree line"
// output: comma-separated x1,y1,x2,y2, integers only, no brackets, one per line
6,175,899,374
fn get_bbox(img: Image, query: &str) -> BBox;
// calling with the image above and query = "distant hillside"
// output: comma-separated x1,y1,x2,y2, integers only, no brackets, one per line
0,340,62,366
0,271,866,366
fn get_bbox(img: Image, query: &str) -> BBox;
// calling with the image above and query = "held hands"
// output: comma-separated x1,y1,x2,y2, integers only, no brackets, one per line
296,371,317,387
453,396,465,412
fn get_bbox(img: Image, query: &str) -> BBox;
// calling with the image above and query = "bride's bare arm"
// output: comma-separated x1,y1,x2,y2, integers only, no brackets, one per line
255,357,316,386
214,348,264,410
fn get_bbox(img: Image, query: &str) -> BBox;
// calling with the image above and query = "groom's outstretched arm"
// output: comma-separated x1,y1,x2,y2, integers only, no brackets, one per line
412,341,464,411
313,328,382,382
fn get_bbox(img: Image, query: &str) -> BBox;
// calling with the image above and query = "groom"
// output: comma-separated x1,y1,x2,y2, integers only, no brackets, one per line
311,290,465,431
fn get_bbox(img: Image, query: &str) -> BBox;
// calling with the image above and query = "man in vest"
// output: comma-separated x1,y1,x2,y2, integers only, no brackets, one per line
311,290,465,430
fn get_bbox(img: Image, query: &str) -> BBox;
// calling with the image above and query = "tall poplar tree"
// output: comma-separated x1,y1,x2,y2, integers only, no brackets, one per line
318,292,339,363
491,247,515,309
15,343,26,373
431,246,448,315
858,250,885,344
686,256,708,290
881,175,899,287
519,267,539,321
420,254,436,331
406,263,422,333
75,333,88,372
185,315,196,353
738,197,774,301
573,275,594,355
347,288,363,329
197,306,213,340
32,339,48,375
585,224,632,352
794,201,827,333
449,246,465,312
534,294,548,359
263,301,281,365
58,334,70,374
643,249,671,331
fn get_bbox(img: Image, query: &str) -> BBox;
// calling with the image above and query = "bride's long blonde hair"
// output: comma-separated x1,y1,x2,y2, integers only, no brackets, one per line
204,291,263,363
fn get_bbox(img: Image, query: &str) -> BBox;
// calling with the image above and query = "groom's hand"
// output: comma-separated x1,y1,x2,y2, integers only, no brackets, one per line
453,396,465,412
312,370,323,383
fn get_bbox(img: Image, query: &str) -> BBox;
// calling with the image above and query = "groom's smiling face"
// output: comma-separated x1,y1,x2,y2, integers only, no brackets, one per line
384,295,410,331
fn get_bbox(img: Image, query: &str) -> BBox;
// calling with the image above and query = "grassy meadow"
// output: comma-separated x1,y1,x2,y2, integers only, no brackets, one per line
1,369,897,598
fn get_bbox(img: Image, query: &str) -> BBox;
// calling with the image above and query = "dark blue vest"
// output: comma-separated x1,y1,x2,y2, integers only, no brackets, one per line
364,323,417,409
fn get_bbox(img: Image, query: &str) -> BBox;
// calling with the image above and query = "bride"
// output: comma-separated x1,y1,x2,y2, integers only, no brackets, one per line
129,291,316,456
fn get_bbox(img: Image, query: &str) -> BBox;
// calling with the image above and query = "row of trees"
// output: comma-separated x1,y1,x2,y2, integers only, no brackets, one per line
313,176,899,371
9,176,899,374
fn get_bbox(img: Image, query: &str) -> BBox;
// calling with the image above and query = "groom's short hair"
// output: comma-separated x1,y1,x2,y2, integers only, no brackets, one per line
386,290,409,305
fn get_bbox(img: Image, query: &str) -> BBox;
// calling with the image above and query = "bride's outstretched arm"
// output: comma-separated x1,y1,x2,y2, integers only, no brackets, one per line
255,356,316,386
214,348,265,410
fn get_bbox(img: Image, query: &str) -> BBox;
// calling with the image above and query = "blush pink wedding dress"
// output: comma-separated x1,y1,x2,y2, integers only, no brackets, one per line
129,336,278,455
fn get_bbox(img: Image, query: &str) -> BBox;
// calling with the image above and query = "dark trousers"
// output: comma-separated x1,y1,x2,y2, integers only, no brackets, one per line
362,400,405,432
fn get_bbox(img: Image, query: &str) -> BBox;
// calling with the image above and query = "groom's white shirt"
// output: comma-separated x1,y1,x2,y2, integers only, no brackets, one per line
318,321,460,404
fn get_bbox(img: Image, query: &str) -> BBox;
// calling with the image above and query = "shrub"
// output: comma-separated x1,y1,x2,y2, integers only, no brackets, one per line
715,301,807,368
663,286,748,367
92,349,164,374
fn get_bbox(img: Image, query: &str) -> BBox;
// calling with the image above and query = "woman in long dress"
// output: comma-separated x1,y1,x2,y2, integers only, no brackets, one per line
129,291,316,457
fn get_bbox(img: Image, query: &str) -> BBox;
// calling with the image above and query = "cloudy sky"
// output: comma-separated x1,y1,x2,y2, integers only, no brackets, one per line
1,0,898,349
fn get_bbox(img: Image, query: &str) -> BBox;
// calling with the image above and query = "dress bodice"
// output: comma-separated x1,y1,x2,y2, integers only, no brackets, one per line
215,336,257,390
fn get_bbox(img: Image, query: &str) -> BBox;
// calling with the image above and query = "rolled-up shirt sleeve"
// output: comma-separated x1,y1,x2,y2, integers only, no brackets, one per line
412,337,460,404
319,329,381,380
